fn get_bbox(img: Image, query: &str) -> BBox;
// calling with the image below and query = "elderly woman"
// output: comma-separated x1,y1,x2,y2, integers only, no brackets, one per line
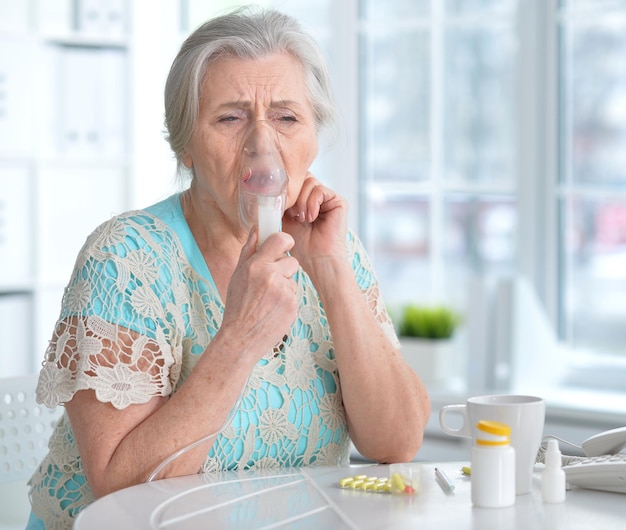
27,8,430,529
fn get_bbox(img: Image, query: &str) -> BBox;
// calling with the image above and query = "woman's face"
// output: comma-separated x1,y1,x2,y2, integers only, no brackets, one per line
182,52,319,227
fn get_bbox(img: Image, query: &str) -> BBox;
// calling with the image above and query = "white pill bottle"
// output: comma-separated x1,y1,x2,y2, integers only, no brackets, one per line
471,420,516,508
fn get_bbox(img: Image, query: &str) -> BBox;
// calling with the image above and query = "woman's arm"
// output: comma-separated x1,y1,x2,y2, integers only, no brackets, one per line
65,327,254,498
309,258,430,462
284,177,430,462
65,229,300,498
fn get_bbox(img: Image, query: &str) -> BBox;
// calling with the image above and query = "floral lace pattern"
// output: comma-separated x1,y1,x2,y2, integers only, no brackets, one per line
28,199,399,529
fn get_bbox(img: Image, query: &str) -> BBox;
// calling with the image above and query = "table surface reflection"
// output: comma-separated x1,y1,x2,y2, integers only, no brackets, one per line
73,462,626,529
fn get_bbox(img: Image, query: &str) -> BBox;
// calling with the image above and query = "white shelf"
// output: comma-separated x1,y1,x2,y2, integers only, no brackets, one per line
0,0,159,375
41,34,129,49
35,157,130,168
0,284,34,294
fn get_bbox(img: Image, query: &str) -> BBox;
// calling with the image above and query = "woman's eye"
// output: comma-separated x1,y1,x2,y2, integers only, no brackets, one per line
278,115,297,123
219,115,239,123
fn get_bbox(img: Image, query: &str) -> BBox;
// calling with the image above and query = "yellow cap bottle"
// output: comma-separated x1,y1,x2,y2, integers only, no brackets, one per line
471,420,516,507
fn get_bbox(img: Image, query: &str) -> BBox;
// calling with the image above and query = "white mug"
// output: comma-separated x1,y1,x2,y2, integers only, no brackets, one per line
439,394,545,495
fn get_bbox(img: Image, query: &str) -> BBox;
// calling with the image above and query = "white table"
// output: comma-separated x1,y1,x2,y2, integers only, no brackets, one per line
73,462,626,529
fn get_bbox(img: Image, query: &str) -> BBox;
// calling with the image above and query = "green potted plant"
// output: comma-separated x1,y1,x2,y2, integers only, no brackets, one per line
398,305,461,340
395,304,462,384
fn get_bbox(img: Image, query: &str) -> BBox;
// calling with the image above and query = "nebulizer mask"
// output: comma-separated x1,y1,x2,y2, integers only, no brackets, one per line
238,121,288,246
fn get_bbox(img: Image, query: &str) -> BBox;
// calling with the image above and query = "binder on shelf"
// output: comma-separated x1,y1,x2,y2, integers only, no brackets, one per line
77,0,126,38
41,45,128,159
38,44,63,158
0,36,36,156
34,0,72,36
60,47,100,157
102,0,127,38
0,165,33,284
0,0,30,33
98,48,127,157
0,293,33,376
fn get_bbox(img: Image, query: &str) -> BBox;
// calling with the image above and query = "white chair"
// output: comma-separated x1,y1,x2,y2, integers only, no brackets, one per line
0,374,62,530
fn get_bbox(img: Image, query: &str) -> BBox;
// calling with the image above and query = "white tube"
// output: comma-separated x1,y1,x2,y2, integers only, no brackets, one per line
257,196,282,246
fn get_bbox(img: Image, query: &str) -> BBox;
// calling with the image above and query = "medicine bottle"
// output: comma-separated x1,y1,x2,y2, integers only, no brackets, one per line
471,420,516,508
541,438,566,503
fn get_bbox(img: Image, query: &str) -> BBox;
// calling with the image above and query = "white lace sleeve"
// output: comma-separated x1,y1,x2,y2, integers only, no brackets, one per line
36,212,187,410
347,230,401,350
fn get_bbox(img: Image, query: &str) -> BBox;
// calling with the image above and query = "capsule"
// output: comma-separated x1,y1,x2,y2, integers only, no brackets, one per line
339,477,354,488
350,479,363,489
373,480,390,492
391,473,406,492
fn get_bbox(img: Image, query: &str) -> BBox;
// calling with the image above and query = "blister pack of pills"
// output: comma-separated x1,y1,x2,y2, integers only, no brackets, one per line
339,465,421,495
339,474,392,493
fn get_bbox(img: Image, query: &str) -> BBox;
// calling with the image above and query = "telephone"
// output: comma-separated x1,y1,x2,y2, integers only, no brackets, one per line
581,426,626,457
537,426,626,494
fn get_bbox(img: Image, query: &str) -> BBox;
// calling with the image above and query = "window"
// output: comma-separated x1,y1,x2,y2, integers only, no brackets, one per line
554,0,626,400
359,1,519,389
360,0,518,302
358,0,626,408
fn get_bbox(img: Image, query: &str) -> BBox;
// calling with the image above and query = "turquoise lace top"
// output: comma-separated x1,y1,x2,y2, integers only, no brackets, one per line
28,193,398,529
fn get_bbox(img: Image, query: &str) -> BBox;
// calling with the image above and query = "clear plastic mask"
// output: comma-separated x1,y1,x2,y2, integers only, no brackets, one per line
238,121,288,245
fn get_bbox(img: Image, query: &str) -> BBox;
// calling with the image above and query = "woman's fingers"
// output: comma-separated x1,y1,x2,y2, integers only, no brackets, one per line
285,176,344,226
256,230,295,256
285,175,320,222
254,234,299,303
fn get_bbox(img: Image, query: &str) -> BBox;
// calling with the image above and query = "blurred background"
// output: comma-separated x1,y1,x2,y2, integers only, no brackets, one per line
1,0,625,454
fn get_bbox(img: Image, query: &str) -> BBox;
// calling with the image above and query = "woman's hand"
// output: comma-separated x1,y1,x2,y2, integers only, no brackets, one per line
220,227,299,362
282,174,349,272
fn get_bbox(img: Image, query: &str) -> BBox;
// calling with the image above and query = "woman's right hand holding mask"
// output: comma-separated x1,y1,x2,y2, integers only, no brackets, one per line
220,227,299,363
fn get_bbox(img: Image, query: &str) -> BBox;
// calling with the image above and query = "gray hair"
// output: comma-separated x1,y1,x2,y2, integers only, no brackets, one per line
164,7,337,180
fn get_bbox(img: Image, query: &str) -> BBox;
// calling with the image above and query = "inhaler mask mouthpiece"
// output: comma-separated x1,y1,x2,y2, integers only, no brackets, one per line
238,122,288,246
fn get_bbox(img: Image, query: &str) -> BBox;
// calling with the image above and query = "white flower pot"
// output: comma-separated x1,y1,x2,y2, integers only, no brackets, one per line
399,337,455,384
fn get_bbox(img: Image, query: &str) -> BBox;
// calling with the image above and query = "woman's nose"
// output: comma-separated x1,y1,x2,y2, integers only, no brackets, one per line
239,119,287,195
242,121,279,157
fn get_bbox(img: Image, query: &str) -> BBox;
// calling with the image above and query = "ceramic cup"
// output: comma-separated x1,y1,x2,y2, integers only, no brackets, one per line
439,394,545,495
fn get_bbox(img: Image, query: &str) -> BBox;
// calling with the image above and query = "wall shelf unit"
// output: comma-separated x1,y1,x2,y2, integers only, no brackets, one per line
0,0,180,376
